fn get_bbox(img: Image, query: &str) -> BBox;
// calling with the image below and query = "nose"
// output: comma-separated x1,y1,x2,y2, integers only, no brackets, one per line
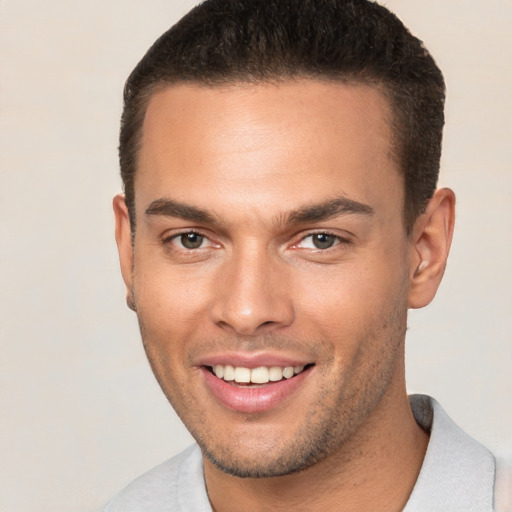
209,247,294,336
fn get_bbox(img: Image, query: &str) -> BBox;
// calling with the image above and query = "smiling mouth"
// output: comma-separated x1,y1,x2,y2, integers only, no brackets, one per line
207,364,315,385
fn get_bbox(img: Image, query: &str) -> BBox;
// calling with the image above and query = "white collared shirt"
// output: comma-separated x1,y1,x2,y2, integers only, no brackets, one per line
102,395,509,511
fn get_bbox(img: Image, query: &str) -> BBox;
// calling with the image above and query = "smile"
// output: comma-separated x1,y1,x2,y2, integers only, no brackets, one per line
201,361,315,414
210,364,309,384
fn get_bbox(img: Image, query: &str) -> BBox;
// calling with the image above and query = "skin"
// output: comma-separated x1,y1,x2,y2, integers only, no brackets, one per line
114,81,455,511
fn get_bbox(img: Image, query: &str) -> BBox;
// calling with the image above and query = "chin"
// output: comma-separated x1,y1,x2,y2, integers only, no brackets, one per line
201,442,327,479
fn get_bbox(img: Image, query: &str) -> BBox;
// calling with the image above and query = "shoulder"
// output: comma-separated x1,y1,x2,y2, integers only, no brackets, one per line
406,395,497,511
100,444,210,512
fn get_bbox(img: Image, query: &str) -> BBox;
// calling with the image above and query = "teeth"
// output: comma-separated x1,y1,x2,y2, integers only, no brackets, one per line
250,366,269,384
233,367,251,383
269,366,284,382
282,366,294,379
223,365,235,381
212,364,308,384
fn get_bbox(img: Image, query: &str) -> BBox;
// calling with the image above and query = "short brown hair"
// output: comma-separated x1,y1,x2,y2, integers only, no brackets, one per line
119,0,445,234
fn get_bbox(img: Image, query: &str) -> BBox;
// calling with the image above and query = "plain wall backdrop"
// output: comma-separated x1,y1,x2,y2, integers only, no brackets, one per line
0,1,510,511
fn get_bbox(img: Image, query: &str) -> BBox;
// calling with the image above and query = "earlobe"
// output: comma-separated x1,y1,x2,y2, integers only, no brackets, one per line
408,188,456,309
113,194,136,311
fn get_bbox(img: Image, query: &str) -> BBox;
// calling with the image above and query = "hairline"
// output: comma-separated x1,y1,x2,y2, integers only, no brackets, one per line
125,74,414,237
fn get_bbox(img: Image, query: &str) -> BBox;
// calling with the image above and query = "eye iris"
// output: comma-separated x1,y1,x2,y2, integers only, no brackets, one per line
181,233,203,249
313,233,335,249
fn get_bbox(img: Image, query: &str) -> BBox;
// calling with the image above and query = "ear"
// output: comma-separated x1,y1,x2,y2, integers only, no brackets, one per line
408,188,456,309
113,194,136,311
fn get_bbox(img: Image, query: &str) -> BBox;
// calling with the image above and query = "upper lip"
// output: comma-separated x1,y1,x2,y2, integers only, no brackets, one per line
197,351,313,369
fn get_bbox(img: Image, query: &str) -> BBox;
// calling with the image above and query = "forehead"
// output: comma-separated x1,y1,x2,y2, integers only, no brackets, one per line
136,80,402,219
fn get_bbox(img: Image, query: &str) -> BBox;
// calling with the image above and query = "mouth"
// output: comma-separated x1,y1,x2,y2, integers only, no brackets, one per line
206,363,314,386
200,361,315,413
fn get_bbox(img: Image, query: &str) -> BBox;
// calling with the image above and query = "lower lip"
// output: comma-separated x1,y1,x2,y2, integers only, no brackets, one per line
201,367,312,414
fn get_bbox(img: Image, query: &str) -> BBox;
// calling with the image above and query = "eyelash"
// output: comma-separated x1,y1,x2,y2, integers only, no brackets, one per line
162,230,350,252
295,232,351,250
162,230,214,250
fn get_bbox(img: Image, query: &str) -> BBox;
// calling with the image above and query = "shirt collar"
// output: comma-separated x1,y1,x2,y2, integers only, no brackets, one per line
404,394,495,511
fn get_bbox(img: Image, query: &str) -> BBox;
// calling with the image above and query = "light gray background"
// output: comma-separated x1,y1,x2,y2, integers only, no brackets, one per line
1,1,510,511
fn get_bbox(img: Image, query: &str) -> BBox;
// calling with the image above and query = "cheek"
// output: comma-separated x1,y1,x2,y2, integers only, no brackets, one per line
133,258,213,330
293,255,408,345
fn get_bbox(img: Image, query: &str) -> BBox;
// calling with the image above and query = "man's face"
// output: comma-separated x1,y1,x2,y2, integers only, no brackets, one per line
116,81,416,477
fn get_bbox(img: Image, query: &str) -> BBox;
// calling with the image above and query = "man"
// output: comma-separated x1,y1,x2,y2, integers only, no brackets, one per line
104,0,509,510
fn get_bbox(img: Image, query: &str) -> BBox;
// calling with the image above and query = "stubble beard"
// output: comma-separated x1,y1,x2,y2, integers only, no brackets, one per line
198,329,404,479
137,292,408,480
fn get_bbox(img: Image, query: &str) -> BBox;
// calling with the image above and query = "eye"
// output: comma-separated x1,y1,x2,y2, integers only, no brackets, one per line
298,233,341,250
168,232,209,250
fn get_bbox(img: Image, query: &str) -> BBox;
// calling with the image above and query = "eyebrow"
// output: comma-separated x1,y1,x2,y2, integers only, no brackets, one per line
144,196,374,225
287,197,374,224
145,198,217,223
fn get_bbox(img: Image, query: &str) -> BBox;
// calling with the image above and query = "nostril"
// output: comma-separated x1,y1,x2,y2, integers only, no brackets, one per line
209,289,295,335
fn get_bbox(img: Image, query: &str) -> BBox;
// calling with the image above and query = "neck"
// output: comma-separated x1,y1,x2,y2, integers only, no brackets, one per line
204,375,429,512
